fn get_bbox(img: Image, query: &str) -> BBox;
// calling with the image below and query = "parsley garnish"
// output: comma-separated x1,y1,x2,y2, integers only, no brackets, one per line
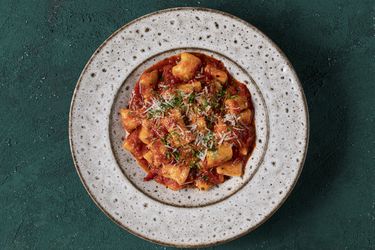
227,94,238,99
166,149,180,162
193,149,200,158
202,130,216,150
210,97,220,109
205,116,216,130
188,92,196,103
169,92,183,108
189,162,199,169
202,99,209,109
165,151,171,159
217,88,226,98
171,150,180,161
161,135,168,145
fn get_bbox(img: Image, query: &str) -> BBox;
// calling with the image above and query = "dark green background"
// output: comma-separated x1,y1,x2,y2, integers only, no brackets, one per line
1,0,374,249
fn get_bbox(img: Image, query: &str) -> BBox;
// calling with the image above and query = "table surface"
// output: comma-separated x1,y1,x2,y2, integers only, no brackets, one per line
1,0,374,249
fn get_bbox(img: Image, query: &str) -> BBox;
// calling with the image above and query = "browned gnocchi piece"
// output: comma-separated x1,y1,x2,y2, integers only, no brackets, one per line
216,160,243,176
139,70,158,99
148,140,168,167
206,143,233,168
140,70,158,88
177,81,202,93
168,130,194,148
225,95,248,114
120,108,140,132
214,119,228,134
143,150,153,165
138,120,153,145
205,64,228,84
172,53,201,81
238,109,253,125
161,164,190,185
195,117,207,131
161,109,185,132
123,129,144,159
195,179,213,191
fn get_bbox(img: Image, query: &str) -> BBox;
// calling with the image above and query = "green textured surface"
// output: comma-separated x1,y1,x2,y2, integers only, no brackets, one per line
0,0,374,249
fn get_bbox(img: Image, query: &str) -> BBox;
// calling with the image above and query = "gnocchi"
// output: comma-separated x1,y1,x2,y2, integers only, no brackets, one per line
205,64,228,84
120,108,140,132
121,52,255,191
172,53,201,81
206,143,233,168
225,95,249,114
216,160,243,176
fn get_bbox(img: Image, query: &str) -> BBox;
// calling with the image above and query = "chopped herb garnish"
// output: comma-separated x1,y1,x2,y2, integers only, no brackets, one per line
161,135,168,145
171,150,180,161
210,97,220,109
193,149,200,158
189,162,199,169
169,92,183,108
202,99,209,109
169,130,179,138
205,116,216,129
227,94,238,99
217,88,226,98
188,92,196,103
165,151,171,159
202,130,216,150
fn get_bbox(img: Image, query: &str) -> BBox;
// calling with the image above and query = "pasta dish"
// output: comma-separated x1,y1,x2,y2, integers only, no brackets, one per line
120,52,255,191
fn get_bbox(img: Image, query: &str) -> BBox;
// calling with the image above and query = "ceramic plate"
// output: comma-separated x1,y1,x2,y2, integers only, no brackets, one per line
69,7,309,248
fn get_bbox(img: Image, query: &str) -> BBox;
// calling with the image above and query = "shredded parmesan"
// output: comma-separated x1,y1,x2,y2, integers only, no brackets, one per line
186,124,197,132
223,113,239,126
197,149,207,161
176,125,184,133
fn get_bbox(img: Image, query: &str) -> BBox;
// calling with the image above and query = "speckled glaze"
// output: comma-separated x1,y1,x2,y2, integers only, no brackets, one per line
69,7,309,248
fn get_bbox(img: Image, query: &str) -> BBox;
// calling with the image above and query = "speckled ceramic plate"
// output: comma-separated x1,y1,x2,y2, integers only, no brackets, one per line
69,7,309,248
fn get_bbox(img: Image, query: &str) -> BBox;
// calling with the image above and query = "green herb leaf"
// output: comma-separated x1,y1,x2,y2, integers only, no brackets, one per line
161,135,168,145
189,162,199,169
217,88,226,98
228,94,238,99
166,151,171,159
202,99,209,109
202,130,217,150
193,149,200,158
172,151,180,161
188,92,196,103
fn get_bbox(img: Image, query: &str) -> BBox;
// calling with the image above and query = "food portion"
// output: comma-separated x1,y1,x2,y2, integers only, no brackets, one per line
120,52,256,191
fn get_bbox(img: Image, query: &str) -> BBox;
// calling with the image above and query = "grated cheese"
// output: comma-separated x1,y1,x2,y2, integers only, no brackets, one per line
223,113,239,126
197,149,207,161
